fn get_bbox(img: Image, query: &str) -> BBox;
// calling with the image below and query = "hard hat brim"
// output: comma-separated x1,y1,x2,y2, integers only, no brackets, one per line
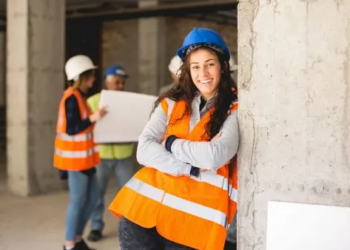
177,43,230,61
67,65,98,81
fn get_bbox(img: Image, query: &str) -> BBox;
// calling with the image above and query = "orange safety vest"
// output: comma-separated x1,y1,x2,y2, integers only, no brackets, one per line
109,99,238,250
53,87,100,171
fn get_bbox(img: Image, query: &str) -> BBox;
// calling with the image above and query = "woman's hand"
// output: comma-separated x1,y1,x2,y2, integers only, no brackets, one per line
89,106,108,122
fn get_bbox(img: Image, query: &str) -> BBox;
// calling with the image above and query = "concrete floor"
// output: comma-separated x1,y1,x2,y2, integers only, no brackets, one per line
0,186,121,250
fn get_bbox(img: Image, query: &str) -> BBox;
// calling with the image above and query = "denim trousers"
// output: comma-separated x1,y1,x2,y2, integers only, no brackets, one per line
119,217,195,250
90,157,135,231
65,170,99,241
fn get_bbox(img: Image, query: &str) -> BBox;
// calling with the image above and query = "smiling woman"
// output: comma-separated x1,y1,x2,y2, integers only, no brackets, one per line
109,27,239,250
189,49,222,100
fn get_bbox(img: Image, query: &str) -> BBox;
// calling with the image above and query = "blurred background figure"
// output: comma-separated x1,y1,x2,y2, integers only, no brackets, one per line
87,65,135,242
55,55,107,250
158,55,182,95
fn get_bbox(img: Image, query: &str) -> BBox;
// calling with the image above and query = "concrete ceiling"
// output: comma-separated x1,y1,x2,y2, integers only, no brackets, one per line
0,0,237,27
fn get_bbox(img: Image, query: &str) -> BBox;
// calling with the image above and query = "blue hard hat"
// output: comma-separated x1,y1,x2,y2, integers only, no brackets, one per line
177,27,230,60
104,65,129,78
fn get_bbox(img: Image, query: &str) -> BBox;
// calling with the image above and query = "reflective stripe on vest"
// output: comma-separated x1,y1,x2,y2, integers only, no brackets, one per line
56,132,93,142
125,177,164,202
55,146,98,159
108,99,239,249
54,88,100,171
126,177,228,228
190,171,238,202
229,185,238,202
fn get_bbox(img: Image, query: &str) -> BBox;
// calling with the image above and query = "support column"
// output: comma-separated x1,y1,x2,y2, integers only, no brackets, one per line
0,32,5,107
238,0,350,249
138,0,167,95
7,0,65,196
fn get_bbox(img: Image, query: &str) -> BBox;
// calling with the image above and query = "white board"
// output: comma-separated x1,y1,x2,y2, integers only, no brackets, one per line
266,201,350,250
93,90,157,143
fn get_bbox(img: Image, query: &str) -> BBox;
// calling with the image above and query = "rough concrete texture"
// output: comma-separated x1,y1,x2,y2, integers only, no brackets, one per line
237,0,350,249
102,16,237,94
137,0,166,95
102,20,139,93
0,188,121,250
7,0,65,196
139,16,167,95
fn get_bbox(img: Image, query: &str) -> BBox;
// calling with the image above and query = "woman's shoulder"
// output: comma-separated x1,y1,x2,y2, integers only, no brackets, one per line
227,100,239,115
160,97,176,115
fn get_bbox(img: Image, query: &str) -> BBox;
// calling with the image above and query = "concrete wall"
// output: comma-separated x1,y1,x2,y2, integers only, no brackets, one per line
238,0,350,249
102,20,139,93
7,0,65,196
0,32,5,107
102,16,237,93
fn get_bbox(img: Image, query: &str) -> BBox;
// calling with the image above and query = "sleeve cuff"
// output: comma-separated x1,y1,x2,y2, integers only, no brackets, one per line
165,135,178,153
190,166,200,177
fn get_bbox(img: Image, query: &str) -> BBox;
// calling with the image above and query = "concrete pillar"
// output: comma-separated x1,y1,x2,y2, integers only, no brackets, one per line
7,0,65,196
0,32,5,107
138,0,167,95
238,1,350,249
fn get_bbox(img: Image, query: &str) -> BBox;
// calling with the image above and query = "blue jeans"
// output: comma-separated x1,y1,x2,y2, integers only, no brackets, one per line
90,157,135,231
66,171,99,241
119,217,194,250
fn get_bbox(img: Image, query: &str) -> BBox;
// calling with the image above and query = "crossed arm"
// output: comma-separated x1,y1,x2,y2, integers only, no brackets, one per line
137,104,239,176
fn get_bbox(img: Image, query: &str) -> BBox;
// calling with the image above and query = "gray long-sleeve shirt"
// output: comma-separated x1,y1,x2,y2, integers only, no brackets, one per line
137,94,239,176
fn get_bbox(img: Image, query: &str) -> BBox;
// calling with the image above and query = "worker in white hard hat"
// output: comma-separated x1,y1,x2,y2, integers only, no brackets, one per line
53,55,107,250
158,55,182,95
87,65,135,242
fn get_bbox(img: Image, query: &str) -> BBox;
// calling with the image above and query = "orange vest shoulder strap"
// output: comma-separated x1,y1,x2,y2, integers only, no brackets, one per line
228,101,238,115
160,98,168,115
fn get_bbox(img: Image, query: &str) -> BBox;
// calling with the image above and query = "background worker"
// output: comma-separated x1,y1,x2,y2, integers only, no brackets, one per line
87,65,135,242
158,55,182,95
109,27,239,250
54,55,107,250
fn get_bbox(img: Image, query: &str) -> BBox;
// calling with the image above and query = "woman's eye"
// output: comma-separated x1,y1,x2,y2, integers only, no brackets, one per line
192,66,199,70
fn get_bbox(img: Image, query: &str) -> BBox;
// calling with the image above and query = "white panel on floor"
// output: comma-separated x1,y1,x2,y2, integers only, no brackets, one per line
94,90,157,143
266,201,350,250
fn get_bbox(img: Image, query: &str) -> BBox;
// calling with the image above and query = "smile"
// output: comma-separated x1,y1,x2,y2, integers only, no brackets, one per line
199,79,212,84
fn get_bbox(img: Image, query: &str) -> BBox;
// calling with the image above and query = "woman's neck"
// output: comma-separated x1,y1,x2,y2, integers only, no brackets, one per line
79,86,88,94
200,93,215,101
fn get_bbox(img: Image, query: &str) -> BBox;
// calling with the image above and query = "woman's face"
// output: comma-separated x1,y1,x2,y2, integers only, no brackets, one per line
189,48,221,100
84,74,95,89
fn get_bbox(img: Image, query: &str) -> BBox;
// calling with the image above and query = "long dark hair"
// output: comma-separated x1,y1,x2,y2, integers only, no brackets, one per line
68,69,96,90
154,47,238,139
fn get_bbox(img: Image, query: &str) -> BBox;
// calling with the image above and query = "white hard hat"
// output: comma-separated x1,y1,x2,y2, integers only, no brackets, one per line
65,55,98,81
229,56,238,71
168,55,182,76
